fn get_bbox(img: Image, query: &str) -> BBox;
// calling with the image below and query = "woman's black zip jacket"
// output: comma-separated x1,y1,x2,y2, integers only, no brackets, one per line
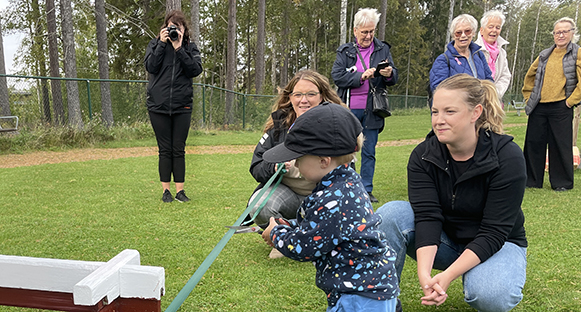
144,38,203,114
407,129,528,263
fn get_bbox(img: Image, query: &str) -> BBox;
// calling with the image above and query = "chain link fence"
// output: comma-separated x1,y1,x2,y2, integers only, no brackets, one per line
0,74,431,131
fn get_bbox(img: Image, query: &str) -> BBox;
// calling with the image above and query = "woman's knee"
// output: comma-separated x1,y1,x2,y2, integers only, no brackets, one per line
376,200,411,216
376,201,413,223
463,269,524,312
376,201,414,233
464,244,526,311
464,284,523,312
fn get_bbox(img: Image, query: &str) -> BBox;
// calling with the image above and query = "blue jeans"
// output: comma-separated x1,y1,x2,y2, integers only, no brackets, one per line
350,109,379,193
376,201,527,312
326,294,397,312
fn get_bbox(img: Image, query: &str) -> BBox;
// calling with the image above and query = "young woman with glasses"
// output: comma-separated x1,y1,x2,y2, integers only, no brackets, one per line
522,17,581,191
429,14,493,103
247,70,346,258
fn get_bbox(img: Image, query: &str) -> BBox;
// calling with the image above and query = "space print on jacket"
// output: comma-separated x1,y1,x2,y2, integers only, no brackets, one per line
270,164,400,306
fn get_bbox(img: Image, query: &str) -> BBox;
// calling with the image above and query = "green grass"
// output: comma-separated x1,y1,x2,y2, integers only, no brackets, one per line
1,111,580,311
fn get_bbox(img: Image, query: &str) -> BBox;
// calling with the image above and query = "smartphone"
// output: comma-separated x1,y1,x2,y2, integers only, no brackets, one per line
374,61,390,77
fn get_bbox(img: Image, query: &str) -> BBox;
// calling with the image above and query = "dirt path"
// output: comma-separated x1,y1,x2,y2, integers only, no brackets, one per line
0,139,424,169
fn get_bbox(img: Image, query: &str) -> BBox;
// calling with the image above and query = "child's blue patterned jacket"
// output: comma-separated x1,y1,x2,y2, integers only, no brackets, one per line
270,164,399,306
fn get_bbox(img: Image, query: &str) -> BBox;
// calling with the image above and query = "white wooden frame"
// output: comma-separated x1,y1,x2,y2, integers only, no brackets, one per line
0,249,164,311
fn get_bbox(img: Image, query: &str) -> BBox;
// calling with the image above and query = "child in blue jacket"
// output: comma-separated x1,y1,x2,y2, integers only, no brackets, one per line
261,102,399,311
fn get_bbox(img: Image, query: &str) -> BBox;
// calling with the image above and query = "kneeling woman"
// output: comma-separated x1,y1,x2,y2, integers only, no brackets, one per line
376,74,527,311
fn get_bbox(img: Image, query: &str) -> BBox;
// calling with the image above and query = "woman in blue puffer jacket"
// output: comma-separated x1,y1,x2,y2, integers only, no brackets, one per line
429,14,493,97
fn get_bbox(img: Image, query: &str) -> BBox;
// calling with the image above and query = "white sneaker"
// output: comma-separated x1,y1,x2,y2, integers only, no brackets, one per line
269,248,284,259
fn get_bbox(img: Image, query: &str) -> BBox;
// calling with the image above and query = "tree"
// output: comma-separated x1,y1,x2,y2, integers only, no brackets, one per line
166,0,181,14
509,19,521,95
530,2,542,64
445,0,456,47
340,0,347,44
190,0,200,45
0,18,10,116
255,0,266,94
30,0,51,124
95,0,114,127
45,0,64,125
225,0,236,126
60,0,83,128
377,0,387,41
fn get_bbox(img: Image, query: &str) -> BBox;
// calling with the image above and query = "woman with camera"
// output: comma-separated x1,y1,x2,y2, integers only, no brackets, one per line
145,10,203,202
331,7,398,203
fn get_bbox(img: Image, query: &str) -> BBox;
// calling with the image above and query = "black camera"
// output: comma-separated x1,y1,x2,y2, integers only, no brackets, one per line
167,25,179,41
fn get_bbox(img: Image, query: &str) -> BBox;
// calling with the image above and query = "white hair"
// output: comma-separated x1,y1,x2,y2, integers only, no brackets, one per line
554,17,579,44
480,10,506,28
450,14,478,35
353,8,381,29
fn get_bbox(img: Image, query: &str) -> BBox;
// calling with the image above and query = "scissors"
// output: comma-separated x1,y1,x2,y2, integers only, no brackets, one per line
224,225,263,234
225,218,290,234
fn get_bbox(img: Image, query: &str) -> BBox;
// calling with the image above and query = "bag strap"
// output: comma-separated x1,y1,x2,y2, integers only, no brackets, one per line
354,45,369,71
355,45,377,92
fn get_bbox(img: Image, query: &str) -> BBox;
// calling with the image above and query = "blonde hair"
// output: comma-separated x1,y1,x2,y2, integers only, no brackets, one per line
263,70,345,133
435,74,505,134
333,133,365,165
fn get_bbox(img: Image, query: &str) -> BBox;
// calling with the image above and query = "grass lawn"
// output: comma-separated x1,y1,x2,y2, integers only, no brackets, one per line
1,110,579,311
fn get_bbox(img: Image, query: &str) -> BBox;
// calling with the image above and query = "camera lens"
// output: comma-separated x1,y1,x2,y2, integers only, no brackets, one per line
167,25,179,41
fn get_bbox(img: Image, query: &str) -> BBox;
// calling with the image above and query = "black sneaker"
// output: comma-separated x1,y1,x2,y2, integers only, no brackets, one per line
175,190,191,202
162,189,173,203
367,192,379,203
396,298,402,312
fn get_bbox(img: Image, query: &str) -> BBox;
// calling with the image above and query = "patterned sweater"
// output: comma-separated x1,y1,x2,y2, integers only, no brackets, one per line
270,164,399,306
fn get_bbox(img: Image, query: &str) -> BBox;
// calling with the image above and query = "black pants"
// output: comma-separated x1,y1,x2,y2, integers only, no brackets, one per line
523,100,574,189
149,111,191,183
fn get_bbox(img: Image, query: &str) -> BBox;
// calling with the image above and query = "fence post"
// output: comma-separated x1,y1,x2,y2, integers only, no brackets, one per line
86,80,92,120
242,94,246,129
202,85,206,127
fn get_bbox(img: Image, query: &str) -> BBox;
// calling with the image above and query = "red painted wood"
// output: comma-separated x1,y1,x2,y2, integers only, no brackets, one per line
0,287,161,312
0,287,103,311
100,298,161,312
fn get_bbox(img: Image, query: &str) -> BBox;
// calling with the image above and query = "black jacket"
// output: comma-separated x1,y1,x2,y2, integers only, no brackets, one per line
331,38,398,132
144,38,203,114
249,109,288,187
408,129,527,263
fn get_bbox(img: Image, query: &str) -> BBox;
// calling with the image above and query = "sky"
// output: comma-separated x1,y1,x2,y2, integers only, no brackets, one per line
1,0,23,74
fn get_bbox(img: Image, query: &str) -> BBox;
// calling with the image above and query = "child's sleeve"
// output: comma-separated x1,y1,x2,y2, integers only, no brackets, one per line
270,194,343,262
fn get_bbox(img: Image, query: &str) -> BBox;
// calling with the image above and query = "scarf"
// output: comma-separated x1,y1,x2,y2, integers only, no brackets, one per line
481,34,499,77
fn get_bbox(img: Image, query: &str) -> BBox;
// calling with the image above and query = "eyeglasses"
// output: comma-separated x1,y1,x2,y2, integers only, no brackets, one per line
454,29,473,37
290,92,320,100
359,29,375,36
553,29,574,36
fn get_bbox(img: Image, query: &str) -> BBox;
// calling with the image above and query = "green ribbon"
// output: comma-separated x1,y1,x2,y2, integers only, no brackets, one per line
164,163,286,312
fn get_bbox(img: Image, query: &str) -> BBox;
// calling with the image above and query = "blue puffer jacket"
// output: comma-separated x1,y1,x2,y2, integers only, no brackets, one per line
429,41,493,92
